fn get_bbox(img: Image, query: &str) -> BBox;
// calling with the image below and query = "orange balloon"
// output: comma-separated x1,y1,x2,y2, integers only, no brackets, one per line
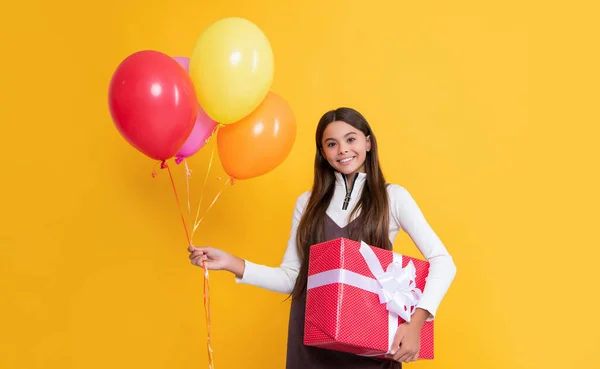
217,92,296,180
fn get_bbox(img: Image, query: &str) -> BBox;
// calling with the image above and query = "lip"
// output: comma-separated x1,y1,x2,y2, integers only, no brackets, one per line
337,156,356,165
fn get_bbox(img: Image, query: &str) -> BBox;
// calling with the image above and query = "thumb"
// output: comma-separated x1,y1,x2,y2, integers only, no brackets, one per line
389,326,405,354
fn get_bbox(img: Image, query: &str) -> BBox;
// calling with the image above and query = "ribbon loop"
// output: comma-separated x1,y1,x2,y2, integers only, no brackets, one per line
359,241,422,323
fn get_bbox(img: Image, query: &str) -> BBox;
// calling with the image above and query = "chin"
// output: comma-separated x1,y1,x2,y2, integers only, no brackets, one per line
334,164,363,175
336,167,357,175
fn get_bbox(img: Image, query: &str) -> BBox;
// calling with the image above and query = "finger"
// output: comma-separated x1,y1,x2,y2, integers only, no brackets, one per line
393,347,408,361
190,256,201,266
191,255,206,266
389,340,401,355
193,253,207,262
394,346,412,362
410,353,419,362
196,255,210,266
192,259,206,268
399,350,417,363
189,251,204,260
399,353,413,363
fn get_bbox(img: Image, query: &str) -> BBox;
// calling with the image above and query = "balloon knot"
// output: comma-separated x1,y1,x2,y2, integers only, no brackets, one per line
160,161,168,169
175,157,184,165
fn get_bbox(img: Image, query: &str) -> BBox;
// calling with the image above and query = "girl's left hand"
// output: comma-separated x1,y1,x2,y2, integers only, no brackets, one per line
387,321,422,363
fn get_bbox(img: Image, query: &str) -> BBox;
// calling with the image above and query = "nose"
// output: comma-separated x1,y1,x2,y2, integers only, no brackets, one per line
338,144,348,154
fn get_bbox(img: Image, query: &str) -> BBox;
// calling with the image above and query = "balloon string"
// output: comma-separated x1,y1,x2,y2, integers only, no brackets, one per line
191,125,221,239
191,180,231,369
163,161,191,246
156,160,214,369
192,178,231,234
204,258,214,369
184,159,192,214
192,143,215,235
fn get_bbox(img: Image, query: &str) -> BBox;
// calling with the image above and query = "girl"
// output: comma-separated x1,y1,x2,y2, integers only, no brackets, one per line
188,107,457,368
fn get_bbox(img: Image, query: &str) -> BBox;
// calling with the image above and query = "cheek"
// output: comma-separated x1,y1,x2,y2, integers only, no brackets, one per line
355,145,368,156
323,148,338,162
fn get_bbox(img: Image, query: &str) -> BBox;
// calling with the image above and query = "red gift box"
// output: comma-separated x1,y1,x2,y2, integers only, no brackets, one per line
304,238,434,360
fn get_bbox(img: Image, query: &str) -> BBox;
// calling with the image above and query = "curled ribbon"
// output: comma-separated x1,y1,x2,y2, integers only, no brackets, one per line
359,241,422,323
152,123,230,369
152,157,218,369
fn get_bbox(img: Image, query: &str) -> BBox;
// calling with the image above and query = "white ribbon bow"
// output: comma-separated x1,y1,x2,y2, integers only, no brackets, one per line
359,241,422,322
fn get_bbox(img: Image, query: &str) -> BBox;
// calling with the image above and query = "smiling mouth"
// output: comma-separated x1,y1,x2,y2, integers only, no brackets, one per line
338,157,355,165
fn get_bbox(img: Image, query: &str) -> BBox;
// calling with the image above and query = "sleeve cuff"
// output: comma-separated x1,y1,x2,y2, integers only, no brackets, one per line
416,299,438,321
235,259,254,285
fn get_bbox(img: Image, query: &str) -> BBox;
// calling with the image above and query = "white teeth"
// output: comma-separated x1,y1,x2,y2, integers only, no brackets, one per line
340,157,353,163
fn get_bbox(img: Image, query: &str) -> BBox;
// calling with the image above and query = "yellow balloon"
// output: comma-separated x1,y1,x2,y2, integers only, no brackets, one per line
189,17,274,124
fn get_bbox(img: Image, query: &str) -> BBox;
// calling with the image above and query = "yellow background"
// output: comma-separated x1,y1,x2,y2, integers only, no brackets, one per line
1,1,599,368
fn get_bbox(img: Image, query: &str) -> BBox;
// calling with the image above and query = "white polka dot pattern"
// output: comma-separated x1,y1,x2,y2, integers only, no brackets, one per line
304,237,435,360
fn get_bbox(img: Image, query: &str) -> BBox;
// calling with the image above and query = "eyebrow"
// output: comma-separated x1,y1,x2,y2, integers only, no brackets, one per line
324,131,358,142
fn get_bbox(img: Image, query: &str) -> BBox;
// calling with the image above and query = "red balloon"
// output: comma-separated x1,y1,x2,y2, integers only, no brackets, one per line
108,50,198,161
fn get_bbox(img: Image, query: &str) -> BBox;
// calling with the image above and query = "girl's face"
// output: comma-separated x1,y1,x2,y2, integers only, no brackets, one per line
321,120,371,175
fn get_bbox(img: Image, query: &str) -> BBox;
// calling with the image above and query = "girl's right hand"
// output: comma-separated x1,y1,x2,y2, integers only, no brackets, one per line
187,245,245,278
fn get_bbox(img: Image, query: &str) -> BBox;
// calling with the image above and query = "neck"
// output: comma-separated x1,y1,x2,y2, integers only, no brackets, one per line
334,170,367,187
345,172,358,183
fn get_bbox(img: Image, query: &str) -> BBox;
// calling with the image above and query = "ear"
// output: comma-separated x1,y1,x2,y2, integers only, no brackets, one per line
365,135,372,152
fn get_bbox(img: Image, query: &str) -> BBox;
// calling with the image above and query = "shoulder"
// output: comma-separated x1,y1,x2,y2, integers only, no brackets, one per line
386,183,413,202
293,191,312,211
385,184,422,226
386,183,422,214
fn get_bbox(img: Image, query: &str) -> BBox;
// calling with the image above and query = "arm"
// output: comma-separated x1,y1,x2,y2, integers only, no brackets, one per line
234,192,310,294
388,185,457,320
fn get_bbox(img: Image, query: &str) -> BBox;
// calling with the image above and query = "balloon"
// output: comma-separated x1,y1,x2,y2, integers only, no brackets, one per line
189,17,274,124
175,107,218,161
171,56,218,161
217,92,296,180
108,50,198,161
173,56,190,71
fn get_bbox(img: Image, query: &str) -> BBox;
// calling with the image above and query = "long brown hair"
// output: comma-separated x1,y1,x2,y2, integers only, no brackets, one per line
291,107,391,300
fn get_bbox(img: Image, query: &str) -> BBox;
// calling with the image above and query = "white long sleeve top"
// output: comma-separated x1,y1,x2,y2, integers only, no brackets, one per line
236,171,457,318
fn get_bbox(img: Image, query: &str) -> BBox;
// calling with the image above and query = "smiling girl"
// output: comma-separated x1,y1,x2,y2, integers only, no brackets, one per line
189,107,457,368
